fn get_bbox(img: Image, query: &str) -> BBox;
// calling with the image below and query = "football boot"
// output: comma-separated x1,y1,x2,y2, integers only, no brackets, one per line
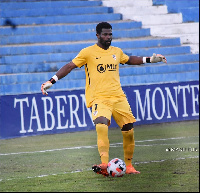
125,164,140,174
92,163,109,177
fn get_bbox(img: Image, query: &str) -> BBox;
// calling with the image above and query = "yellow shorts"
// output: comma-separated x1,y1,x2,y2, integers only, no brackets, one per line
91,97,136,128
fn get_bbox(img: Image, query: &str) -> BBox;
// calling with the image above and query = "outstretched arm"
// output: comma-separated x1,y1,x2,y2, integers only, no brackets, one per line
126,56,143,65
126,53,167,65
41,61,77,95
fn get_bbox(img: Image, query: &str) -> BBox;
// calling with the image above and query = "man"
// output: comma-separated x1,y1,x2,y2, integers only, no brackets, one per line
41,22,167,176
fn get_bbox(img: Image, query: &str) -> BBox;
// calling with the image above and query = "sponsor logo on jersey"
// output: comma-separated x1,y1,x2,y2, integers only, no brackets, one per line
97,64,117,73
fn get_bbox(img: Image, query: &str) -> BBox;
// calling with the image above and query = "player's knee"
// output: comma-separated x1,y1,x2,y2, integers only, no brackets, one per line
93,116,109,126
121,123,133,131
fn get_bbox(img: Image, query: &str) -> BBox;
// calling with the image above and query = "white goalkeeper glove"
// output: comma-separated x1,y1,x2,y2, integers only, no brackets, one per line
41,75,58,95
150,53,167,63
41,81,53,95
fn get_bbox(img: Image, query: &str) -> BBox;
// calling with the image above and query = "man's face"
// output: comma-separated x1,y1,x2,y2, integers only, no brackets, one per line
98,28,113,48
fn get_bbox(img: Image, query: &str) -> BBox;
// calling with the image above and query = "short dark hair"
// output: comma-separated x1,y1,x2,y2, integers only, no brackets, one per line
96,22,112,34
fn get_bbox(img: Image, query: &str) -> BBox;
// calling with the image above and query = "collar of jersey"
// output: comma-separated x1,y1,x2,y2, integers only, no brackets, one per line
95,44,112,53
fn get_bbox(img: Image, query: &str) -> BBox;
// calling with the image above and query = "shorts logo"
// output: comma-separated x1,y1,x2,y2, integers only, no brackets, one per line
93,110,98,116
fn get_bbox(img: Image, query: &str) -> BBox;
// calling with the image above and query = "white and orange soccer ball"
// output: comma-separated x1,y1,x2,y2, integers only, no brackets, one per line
107,158,126,177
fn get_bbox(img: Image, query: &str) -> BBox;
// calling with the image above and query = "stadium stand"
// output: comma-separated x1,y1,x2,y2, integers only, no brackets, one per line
0,0,199,95
105,0,199,53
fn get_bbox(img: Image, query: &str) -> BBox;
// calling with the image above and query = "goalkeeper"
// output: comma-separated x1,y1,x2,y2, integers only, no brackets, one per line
41,22,167,176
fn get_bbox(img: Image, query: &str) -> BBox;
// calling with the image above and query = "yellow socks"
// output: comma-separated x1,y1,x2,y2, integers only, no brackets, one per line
96,123,109,164
122,128,135,166
96,124,135,166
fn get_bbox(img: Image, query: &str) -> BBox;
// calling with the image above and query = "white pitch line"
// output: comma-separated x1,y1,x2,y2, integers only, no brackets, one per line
0,136,198,156
0,155,198,182
136,136,199,143
110,142,199,147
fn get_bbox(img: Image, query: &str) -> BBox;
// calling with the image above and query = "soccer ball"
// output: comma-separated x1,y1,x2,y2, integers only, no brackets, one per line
107,158,126,177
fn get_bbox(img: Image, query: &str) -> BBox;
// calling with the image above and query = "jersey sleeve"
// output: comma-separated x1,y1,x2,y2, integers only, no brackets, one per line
72,48,88,68
119,49,129,64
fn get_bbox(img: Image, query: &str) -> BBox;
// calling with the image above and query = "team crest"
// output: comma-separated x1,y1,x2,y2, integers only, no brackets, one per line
112,55,116,60
93,110,98,116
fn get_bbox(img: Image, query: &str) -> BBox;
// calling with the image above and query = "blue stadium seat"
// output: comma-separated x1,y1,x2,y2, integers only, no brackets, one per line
181,7,199,22
0,37,179,56
1,6,113,18
0,0,199,95
0,21,142,36
0,28,150,45
153,0,199,22
152,0,165,5
165,0,199,13
0,13,122,26
1,62,199,86
0,1,102,10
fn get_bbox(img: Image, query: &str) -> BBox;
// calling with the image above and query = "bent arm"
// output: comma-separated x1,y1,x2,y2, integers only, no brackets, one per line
41,61,77,95
56,61,77,80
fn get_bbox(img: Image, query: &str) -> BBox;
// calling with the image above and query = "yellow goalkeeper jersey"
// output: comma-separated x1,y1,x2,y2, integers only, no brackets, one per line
72,44,129,107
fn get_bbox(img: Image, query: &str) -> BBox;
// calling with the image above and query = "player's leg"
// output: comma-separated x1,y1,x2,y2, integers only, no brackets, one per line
91,101,112,176
121,123,140,174
94,117,110,164
121,123,135,166
92,117,110,176
113,98,140,174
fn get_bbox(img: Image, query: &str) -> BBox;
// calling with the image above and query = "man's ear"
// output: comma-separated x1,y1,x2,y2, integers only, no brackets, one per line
96,33,99,39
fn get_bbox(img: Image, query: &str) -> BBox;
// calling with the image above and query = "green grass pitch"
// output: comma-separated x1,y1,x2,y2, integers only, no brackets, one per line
0,120,199,192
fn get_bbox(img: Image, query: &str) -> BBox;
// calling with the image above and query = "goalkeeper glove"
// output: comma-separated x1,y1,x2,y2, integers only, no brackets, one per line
150,53,167,63
41,76,57,95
